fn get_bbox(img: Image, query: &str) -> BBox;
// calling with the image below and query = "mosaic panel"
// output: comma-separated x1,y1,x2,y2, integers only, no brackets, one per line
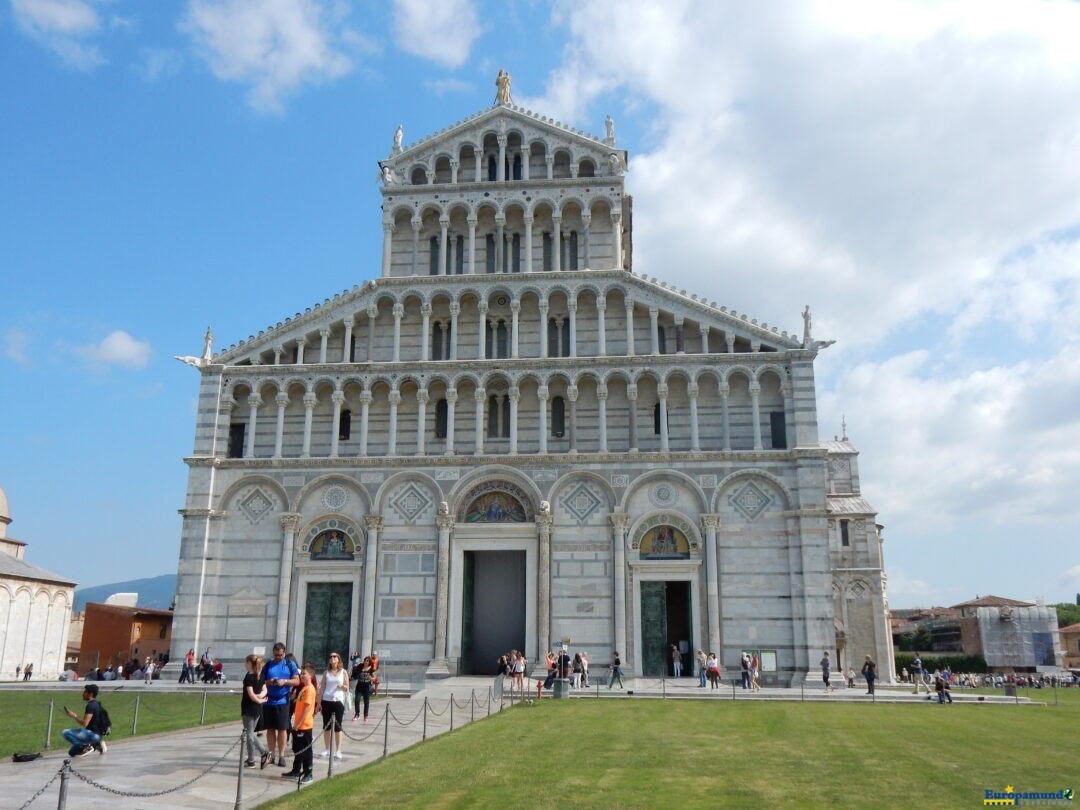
389,482,434,524
239,488,274,524
560,482,603,524
729,480,773,522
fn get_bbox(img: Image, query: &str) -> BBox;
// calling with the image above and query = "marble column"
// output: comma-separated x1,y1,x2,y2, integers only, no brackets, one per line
537,386,549,454
524,214,533,273
597,385,608,452
750,382,763,451
719,384,731,451
597,299,607,356
342,319,353,363
367,306,378,361
301,392,316,458
688,383,701,452
674,317,685,354
701,514,723,655
657,384,669,452
330,390,345,457
567,300,578,358
497,135,507,182
411,219,421,276
537,513,553,663
545,154,553,180
474,389,486,454
567,385,578,454
649,308,660,354
386,390,401,455
510,300,520,358
581,212,591,269
627,384,639,452
449,159,459,184
361,515,382,656
538,301,549,358
467,218,477,274
551,214,562,272
438,217,449,275
277,514,301,644
358,391,371,456
477,302,488,360
429,511,454,676
449,303,460,360
611,211,623,269
700,325,710,354
415,389,428,456
495,215,505,273
319,328,329,364
625,302,635,355
273,346,283,366
444,389,457,455
273,393,287,458
244,394,262,458
609,513,629,667
392,304,404,363
508,387,520,454
381,224,394,277
295,337,306,365
421,304,432,362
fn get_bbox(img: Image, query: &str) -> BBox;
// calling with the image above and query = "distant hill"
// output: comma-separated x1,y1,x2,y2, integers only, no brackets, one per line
74,574,177,612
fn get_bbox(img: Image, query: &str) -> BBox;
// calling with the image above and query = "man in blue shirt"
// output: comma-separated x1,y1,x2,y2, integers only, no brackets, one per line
261,642,299,767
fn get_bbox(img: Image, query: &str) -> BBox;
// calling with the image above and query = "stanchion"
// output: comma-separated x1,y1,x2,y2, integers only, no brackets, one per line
327,718,335,779
487,688,492,717
471,690,475,723
46,700,54,749
57,760,70,810
234,729,245,810
422,697,428,741
132,695,141,735
450,694,454,730
662,673,666,699
200,690,208,725
382,707,390,758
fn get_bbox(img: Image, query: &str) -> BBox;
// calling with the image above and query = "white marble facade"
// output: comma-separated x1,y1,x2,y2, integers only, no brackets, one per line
170,96,892,684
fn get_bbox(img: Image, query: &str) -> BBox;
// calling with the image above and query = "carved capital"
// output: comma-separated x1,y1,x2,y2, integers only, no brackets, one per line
568,300,578,313
749,382,761,396
475,389,486,403
477,301,489,313
537,385,549,401
280,513,302,533
523,214,534,226
392,304,404,318
303,393,317,408
510,300,521,313
359,391,373,405
535,514,554,536
449,302,461,316
388,391,402,406
276,393,289,407
509,386,520,402
657,384,668,399
417,389,429,404
436,514,455,532
688,383,699,398
446,388,457,402
567,385,578,402
331,391,346,406
597,386,608,400
367,306,379,319
364,514,384,532
248,394,263,409
701,514,723,532
421,304,432,316
319,328,331,338
609,512,630,535
596,299,606,312
626,384,638,401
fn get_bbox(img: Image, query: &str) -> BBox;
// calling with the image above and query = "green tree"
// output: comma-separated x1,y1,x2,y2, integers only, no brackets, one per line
1053,602,1080,627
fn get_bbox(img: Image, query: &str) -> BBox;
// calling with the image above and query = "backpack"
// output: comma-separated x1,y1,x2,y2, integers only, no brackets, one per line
95,706,112,737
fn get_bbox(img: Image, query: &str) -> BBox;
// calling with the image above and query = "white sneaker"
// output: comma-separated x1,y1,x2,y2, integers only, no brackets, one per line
334,751,342,760
97,741,107,755
319,750,329,758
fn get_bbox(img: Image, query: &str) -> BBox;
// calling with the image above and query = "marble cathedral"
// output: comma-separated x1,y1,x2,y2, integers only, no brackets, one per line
171,77,894,685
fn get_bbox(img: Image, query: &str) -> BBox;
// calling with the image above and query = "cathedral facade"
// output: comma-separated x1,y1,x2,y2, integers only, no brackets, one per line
170,91,894,685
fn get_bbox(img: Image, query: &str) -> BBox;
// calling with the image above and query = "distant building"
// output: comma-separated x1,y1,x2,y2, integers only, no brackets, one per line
77,601,174,675
1059,622,1080,671
892,595,1064,672
0,484,77,679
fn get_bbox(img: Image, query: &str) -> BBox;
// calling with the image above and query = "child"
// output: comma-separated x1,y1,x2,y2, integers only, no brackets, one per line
281,663,316,784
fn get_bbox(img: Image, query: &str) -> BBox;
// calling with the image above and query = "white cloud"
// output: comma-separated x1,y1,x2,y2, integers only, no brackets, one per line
182,0,355,112
424,77,474,96
76,330,151,369
4,328,30,365
392,0,479,70
136,47,184,83
11,0,106,69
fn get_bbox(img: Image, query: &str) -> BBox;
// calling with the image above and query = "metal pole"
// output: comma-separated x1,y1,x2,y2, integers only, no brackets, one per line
327,717,335,779
471,690,475,723
234,732,245,810
57,760,70,810
201,690,208,725
450,694,454,730
132,695,141,735
46,700,54,749
662,673,666,699
422,697,428,741
382,706,390,758
487,688,492,717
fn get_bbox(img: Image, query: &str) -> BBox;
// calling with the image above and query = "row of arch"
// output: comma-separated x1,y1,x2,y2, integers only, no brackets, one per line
384,195,619,224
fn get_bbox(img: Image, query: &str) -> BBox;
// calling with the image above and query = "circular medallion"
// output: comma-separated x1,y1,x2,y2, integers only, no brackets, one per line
322,485,348,512
649,483,677,508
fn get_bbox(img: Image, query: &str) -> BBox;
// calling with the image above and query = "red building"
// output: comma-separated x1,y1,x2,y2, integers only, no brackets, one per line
76,602,173,675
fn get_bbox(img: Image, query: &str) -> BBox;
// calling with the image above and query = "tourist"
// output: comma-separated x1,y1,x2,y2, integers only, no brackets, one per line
15,665,21,679
261,642,300,767
608,651,624,689
671,644,683,678
241,654,270,768
580,651,589,688
200,648,215,683
179,648,195,683
820,651,834,693
571,653,583,688
353,656,375,722
740,653,751,689
697,650,707,688
282,663,316,785
62,683,107,757
911,653,931,696
750,653,762,692
935,670,953,704
319,651,349,758
23,662,33,681
861,655,877,695
369,651,380,696
512,651,526,692
557,648,572,681
706,652,721,689
144,657,155,684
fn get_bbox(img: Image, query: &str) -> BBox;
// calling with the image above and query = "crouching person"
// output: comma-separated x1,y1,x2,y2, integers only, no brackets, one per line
62,683,108,757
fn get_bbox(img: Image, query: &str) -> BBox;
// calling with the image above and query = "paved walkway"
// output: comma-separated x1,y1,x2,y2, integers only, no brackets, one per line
3,677,1036,809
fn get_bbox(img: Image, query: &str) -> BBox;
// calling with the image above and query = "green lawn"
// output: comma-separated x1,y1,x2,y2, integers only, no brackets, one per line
2,688,239,758
264,689,1079,809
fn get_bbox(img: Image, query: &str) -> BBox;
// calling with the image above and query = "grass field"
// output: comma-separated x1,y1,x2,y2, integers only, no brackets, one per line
264,688,1078,810
3,688,239,758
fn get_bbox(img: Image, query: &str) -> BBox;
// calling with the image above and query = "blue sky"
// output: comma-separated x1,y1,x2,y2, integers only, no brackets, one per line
3,0,1079,608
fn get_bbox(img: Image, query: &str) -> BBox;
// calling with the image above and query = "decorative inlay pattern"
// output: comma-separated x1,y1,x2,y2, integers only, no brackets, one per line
530,469,557,482
698,474,717,488
360,472,384,483
240,488,274,523
729,480,773,522
389,482,433,524
829,458,851,475
648,482,678,508
610,474,630,488
434,469,459,480
321,485,348,512
560,482,603,524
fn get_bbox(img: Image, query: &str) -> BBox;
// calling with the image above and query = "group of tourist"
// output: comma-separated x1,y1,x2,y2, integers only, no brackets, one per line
178,647,223,684
238,643,380,786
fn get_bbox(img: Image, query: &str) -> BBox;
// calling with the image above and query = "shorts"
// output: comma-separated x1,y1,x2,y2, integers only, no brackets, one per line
321,700,344,731
262,702,290,730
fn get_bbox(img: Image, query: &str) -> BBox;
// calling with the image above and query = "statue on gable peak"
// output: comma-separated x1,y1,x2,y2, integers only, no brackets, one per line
494,69,513,106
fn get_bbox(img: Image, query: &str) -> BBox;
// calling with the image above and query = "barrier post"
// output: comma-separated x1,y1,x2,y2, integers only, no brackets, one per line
382,707,390,758
234,731,245,810
132,695,141,735
57,760,70,810
471,690,475,723
327,718,335,779
422,697,428,741
46,700,54,749
487,688,492,717
450,695,454,730
201,690,208,725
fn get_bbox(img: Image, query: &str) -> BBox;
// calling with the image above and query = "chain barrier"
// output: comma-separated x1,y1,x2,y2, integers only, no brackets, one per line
66,732,244,798
451,695,472,710
387,704,425,726
16,766,63,810
340,711,385,742
425,699,450,717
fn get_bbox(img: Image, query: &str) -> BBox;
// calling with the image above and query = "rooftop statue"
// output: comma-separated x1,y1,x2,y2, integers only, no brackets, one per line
174,325,213,369
607,152,624,176
605,114,616,145
393,124,403,153
379,164,398,186
802,305,812,346
494,69,513,106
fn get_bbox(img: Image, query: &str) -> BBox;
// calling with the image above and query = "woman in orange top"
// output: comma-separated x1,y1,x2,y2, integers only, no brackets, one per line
282,663,316,784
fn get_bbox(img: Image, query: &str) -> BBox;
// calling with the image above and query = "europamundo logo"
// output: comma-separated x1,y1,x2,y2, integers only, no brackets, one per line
983,786,1074,806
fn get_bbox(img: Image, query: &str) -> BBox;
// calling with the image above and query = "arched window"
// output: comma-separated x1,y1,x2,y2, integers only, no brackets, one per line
511,233,521,273
339,409,352,441
658,325,667,354
455,235,465,274
429,236,439,275
432,322,444,360
512,154,522,180
228,423,245,458
486,234,496,274
487,154,497,181
496,321,509,359
653,402,670,435
561,319,570,357
435,398,448,439
567,231,578,270
542,232,552,271
487,394,510,438
770,411,787,449
551,396,566,438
